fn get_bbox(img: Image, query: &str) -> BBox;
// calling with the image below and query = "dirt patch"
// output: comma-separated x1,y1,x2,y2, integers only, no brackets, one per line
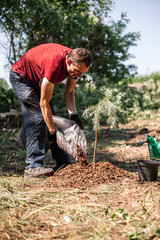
43,118,160,190
43,161,136,189
1,117,160,188
1,117,160,240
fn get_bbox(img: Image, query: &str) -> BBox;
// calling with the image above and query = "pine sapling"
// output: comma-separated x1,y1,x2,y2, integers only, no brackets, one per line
83,89,126,170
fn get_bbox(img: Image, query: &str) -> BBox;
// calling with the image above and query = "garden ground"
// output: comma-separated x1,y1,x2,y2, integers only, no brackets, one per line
0,114,160,239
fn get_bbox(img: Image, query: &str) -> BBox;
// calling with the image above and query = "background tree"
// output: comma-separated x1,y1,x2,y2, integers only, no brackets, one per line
0,78,19,112
87,13,140,83
0,0,140,83
0,77,9,89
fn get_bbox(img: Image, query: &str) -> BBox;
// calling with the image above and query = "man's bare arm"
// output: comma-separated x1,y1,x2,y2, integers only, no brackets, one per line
64,77,77,114
40,77,56,133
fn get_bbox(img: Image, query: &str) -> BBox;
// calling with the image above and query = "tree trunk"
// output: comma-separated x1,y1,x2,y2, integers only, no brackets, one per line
93,125,98,171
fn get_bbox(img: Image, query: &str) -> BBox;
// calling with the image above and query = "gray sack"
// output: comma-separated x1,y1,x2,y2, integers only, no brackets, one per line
17,115,87,161
53,116,87,161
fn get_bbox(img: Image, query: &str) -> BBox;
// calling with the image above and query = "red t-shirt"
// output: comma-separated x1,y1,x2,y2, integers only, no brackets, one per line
12,43,72,89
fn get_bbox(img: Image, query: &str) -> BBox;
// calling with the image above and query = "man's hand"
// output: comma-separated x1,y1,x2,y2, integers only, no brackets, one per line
70,114,84,129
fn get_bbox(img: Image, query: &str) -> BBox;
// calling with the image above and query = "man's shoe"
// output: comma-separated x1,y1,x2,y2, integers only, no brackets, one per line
24,167,54,178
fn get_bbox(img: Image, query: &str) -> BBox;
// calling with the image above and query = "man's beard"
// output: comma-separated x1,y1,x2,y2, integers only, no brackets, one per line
69,72,77,79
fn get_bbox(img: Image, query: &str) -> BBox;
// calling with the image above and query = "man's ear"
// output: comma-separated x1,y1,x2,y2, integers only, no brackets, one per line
67,58,72,65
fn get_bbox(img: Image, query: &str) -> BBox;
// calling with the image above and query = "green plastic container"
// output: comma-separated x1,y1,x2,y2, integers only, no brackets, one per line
147,135,160,161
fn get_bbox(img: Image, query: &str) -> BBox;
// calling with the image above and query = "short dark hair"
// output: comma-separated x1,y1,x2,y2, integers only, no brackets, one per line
68,48,92,67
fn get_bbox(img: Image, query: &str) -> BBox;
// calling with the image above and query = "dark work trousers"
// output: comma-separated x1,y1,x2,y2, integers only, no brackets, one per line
10,70,45,168
9,70,70,168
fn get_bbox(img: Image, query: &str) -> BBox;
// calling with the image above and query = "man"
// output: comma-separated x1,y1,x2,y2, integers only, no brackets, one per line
9,43,92,178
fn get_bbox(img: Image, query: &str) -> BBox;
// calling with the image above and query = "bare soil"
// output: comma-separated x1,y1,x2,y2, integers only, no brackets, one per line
1,117,160,184
1,117,160,239
43,118,160,190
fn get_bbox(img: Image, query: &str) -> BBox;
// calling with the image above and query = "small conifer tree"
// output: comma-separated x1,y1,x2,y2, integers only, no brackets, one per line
83,89,126,170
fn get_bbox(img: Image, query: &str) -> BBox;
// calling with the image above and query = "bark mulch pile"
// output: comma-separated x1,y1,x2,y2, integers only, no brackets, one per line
43,160,136,190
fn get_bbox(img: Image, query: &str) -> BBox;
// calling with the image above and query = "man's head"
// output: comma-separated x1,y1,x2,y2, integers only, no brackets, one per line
66,48,92,79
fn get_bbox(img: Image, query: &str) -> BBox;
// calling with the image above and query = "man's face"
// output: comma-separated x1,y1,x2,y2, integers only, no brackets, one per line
66,59,90,79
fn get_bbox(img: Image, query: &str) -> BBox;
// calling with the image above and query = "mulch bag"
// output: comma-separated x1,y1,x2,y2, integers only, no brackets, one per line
52,116,87,161
147,134,160,161
17,115,87,161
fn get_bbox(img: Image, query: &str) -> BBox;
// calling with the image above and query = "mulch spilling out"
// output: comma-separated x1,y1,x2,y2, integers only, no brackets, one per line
76,146,90,166
43,161,136,189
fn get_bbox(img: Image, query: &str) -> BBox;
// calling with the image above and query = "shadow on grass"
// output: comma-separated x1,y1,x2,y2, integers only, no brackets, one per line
0,132,25,176
87,127,155,174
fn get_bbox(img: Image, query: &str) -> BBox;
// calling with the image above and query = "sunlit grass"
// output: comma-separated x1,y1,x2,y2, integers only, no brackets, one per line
1,116,160,239
0,176,160,240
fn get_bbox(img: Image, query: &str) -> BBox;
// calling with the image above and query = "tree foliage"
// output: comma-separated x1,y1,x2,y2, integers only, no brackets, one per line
0,77,9,89
82,87,126,130
89,13,140,83
0,0,140,83
0,0,112,60
0,78,19,112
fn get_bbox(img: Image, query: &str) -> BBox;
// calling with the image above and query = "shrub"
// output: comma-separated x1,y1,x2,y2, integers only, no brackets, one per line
0,87,20,113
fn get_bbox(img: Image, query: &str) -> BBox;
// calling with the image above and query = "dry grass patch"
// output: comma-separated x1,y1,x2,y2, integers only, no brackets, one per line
1,116,160,239
0,176,160,239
